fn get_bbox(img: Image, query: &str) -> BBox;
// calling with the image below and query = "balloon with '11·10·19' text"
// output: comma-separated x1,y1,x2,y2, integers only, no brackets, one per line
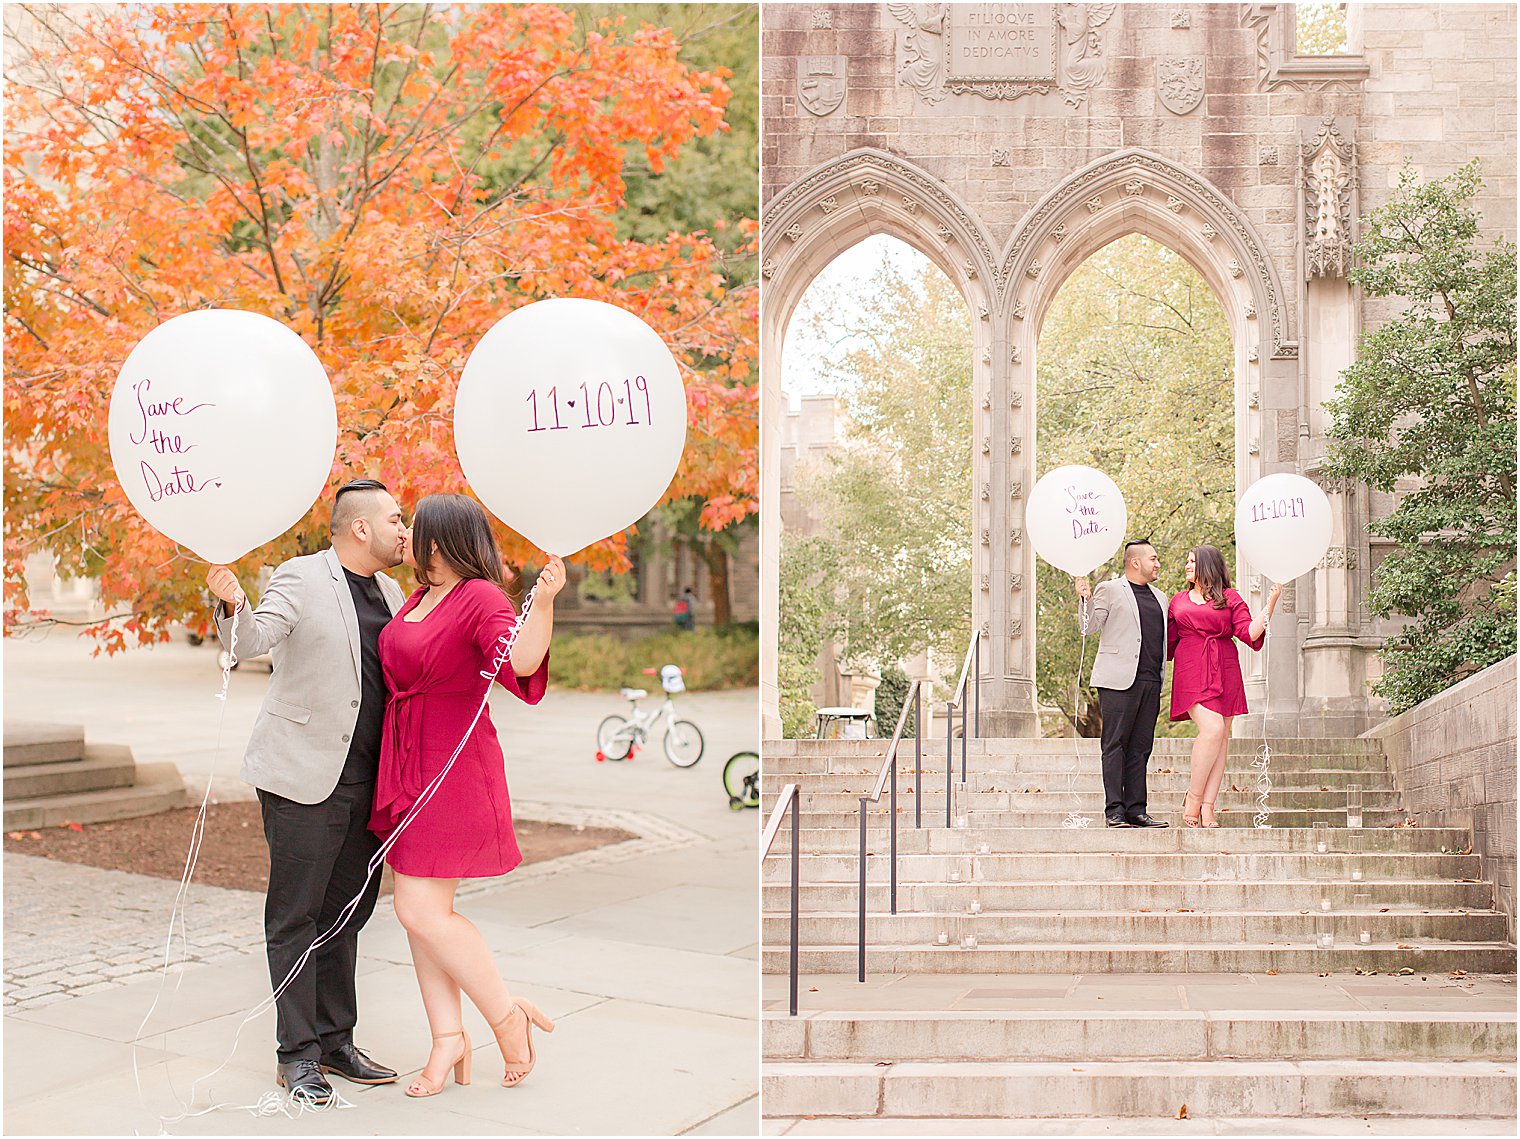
453,297,689,556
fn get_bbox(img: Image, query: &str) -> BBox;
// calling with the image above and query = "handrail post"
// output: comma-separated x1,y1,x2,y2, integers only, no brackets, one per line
974,635,981,739
789,798,799,1017
857,797,868,983
945,702,953,828
914,684,922,829
889,749,898,914
961,693,967,784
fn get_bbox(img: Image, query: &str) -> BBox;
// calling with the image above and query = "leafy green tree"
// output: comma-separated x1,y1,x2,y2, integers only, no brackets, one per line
777,534,838,737
1036,236,1233,735
1324,161,1517,713
1295,1,1350,55
793,257,974,672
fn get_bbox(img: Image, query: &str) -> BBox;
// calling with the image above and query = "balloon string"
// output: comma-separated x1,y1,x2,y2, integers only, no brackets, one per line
1252,604,1273,828
1063,593,1092,830
132,596,243,1118
153,585,538,1126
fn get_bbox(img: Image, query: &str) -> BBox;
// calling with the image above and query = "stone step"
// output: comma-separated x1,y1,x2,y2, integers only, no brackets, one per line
760,1058,1517,1119
772,753,1395,777
763,910,1511,946
761,943,1519,975
770,789,1405,813
2,762,191,830
2,721,86,768
777,807,1407,828
766,738,1388,758
1,744,137,799
764,826,1474,855
762,851,1485,884
776,769,1398,792
764,1010,1519,1063
762,880,1498,913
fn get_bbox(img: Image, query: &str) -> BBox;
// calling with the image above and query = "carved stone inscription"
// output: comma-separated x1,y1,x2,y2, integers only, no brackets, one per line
945,5,1058,83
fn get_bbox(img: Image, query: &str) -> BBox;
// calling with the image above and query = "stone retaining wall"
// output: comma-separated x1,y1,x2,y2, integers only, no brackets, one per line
1365,656,1517,942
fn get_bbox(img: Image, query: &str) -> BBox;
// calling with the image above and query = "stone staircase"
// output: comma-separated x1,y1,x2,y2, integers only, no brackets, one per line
762,736,1517,1128
3,721,190,830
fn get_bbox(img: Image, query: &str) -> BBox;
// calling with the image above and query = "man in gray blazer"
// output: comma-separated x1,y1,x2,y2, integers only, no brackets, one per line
1075,540,1170,828
207,479,408,1102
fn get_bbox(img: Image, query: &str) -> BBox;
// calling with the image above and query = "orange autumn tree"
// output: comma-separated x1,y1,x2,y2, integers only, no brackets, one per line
3,2,757,651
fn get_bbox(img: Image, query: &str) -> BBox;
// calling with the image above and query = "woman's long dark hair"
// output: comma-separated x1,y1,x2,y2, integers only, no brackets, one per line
1190,544,1232,609
410,494,519,595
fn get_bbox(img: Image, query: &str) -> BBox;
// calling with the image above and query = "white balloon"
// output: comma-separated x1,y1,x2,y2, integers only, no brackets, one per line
454,298,688,556
1235,473,1334,582
108,310,337,564
1026,465,1129,576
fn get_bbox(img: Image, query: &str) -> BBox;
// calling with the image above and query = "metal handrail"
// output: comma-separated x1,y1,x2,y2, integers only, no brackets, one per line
761,782,802,1017
852,628,985,984
855,679,922,981
945,627,982,818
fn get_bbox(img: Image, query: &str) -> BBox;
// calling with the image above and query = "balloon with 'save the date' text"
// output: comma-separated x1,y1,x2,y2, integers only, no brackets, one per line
453,298,688,556
1025,465,1129,577
107,309,338,564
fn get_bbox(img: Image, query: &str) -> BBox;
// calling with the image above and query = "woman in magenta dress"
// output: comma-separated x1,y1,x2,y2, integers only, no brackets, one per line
369,494,565,1097
1167,544,1281,828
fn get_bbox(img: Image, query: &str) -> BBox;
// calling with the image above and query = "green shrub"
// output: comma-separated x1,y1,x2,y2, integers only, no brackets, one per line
778,650,820,739
874,664,915,737
548,627,758,691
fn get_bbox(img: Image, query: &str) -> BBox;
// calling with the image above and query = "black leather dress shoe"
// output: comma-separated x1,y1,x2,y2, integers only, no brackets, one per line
319,1042,399,1085
276,1058,334,1103
1127,813,1170,828
1105,814,1133,827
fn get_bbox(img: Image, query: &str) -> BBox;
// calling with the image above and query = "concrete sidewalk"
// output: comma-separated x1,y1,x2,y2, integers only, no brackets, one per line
3,631,760,1135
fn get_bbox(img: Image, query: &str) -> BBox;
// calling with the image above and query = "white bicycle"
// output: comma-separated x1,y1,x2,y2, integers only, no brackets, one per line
596,665,705,768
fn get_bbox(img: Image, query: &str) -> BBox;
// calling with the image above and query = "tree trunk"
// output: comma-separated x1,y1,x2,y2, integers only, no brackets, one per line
701,541,732,628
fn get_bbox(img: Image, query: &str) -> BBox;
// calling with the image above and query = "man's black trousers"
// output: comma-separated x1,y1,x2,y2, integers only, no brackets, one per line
258,780,382,1064
1096,679,1161,819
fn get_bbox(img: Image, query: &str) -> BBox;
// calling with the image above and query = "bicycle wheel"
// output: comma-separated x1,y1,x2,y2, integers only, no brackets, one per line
597,715,634,760
663,719,705,767
723,751,759,806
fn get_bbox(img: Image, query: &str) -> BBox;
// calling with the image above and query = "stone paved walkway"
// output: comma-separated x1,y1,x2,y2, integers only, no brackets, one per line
3,633,759,1136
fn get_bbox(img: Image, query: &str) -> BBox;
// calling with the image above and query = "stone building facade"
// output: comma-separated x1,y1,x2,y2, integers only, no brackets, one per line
760,2,1517,737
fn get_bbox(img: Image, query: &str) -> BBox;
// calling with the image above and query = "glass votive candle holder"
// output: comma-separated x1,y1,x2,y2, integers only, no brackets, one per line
976,841,991,856
955,813,969,829
1347,831,1365,882
961,933,978,949
1353,892,1372,944
935,930,950,946
1346,783,1363,829
968,899,982,915
1316,913,1335,950
1320,896,1333,913
1313,821,1330,855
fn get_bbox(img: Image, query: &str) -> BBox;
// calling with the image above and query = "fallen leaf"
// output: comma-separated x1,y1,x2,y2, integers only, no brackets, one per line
874,1060,893,1067
1449,970,1468,977
808,987,819,992
1396,943,1416,950
1397,967,1416,976
66,821,84,832
1177,1104,1190,1120
1379,907,1391,913
5,832,21,841
1177,908,1194,913
1266,969,1279,975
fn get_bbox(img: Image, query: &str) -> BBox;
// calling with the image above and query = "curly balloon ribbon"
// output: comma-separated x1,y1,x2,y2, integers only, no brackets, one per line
1251,744,1273,828
1063,593,1093,830
135,585,538,1127
1251,613,1274,828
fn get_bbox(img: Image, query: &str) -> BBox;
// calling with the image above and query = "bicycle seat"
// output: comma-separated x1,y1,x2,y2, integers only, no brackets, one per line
619,687,647,700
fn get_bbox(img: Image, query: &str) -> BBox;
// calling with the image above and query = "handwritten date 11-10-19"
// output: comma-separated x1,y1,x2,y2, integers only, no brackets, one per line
526,376,654,432
1249,496,1306,524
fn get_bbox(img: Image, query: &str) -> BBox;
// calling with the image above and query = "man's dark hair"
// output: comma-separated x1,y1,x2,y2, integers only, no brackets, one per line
1124,539,1154,557
330,478,390,539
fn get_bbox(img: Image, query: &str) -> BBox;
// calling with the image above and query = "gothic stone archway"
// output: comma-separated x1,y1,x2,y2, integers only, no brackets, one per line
761,2,1518,739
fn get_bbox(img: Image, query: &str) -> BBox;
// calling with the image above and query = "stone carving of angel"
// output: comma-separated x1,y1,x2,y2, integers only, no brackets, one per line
890,3,948,104
1055,4,1117,106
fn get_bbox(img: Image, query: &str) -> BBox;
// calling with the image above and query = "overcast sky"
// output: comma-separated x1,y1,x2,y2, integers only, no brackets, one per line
780,234,932,409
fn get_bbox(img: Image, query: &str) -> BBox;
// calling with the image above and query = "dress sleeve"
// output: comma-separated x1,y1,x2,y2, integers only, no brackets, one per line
1166,594,1180,661
465,581,549,705
1229,590,1266,651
